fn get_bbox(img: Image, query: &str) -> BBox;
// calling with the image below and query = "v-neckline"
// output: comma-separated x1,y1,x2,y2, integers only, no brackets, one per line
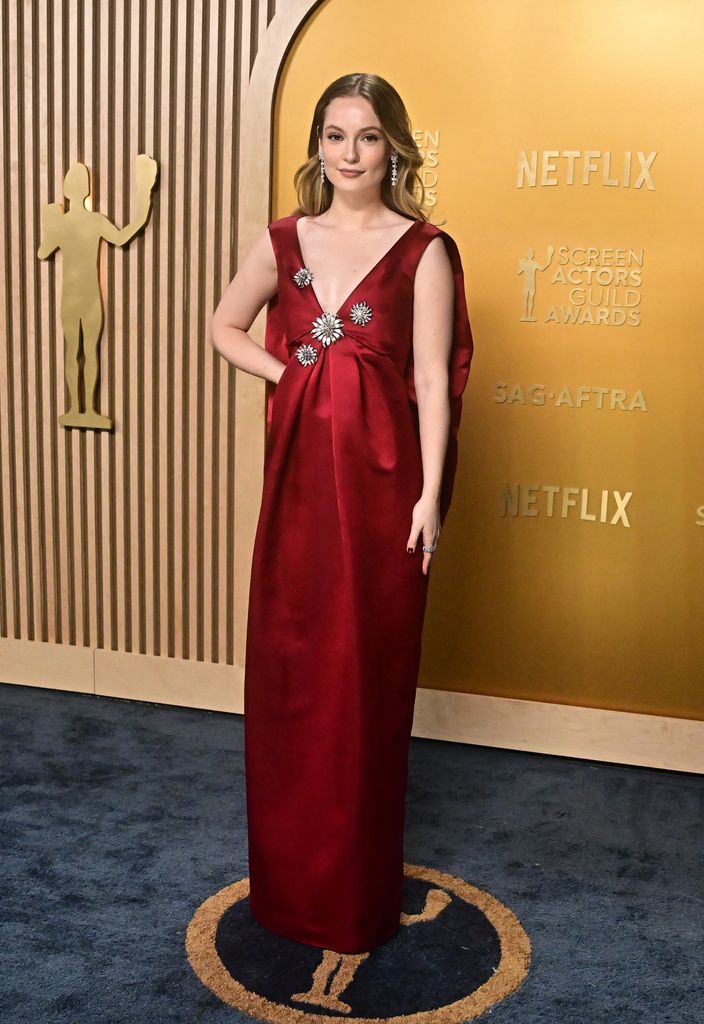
293,213,422,319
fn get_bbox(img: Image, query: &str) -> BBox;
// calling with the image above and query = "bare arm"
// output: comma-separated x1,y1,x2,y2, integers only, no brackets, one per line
412,236,454,506
209,227,284,385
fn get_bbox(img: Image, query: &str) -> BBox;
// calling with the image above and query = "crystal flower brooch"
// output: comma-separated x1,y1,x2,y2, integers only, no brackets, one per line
296,343,318,366
292,266,314,288
349,301,373,326
290,266,373,366
311,312,345,347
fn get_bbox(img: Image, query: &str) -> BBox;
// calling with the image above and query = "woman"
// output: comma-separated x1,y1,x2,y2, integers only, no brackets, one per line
210,72,473,954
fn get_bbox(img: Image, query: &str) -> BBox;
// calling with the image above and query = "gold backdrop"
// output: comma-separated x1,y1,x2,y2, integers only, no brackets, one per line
272,0,704,720
0,0,701,740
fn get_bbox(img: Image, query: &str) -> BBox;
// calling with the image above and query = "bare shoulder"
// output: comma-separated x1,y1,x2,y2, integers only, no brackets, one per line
388,211,418,228
254,222,277,256
415,233,453,285
236,224,276,277
412,229,455,372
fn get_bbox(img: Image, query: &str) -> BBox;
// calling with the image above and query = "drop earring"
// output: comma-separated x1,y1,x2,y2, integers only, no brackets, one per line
319,148,325,183
390,151,398,186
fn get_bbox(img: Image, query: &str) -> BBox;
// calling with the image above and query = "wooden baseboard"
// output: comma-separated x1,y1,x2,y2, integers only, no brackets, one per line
1,638,701,773
411,688,703,773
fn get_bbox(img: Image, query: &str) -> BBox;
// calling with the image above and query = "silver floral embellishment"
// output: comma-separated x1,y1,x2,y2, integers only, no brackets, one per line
296,343,318,367
311,312,345,347
349,300,373,326
292,266,314,288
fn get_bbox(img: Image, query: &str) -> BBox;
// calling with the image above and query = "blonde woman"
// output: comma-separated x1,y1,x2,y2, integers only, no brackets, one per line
210,72,473,955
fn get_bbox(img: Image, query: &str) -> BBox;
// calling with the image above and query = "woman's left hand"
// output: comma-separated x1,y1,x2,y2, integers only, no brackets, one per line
407,494,441,575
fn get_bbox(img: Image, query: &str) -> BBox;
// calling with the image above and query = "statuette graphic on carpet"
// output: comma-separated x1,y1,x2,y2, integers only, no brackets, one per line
186,863,531,1022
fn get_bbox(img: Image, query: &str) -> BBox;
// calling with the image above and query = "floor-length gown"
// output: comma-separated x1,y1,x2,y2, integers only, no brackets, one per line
243,211,473,954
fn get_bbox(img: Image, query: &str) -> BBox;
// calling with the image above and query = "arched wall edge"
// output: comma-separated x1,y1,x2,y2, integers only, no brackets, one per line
232,1,323,693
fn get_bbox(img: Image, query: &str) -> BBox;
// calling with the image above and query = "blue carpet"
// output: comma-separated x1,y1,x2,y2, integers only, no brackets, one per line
0,681,701,1023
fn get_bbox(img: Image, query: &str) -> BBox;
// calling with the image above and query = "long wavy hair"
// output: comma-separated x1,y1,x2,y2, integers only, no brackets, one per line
292,73,429,222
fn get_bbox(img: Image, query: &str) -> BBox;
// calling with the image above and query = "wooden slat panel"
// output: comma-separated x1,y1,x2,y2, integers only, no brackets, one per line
6,1,29,640
0,4,10,640
143,0,157,656
51,0,72,646
126,0,141,654
188,0,203,660
218,0,240,666
22,0,41,645
36,0,57,644
156,0,174,658
1,0,250,666
82,0,97,652
112,0,127,652
96,0,112,656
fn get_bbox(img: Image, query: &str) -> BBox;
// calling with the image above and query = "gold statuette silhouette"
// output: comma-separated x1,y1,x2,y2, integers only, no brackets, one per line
291,888,452,1013
37,154,158,430
517,244,554,322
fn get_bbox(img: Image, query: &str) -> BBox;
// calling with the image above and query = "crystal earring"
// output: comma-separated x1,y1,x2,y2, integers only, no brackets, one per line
390,151,398,186
319,148,325,183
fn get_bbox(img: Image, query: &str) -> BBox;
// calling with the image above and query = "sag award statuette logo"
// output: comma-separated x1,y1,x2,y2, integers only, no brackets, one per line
186,864,532,1022
37,153,158,430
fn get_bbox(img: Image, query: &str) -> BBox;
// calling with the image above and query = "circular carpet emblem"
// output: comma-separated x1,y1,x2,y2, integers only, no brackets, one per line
186,863,531,1021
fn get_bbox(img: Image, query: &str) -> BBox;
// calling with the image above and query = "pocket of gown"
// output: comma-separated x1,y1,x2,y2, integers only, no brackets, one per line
271,356,296,413
274,357,293,390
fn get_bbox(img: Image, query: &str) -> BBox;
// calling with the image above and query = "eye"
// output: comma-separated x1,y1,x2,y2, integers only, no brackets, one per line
325,132,380,143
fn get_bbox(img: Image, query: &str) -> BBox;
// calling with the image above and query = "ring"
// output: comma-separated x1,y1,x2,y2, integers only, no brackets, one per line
422,544,436,553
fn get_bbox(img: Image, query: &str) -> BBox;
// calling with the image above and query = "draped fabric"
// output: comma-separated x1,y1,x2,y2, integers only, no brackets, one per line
245,213,473,953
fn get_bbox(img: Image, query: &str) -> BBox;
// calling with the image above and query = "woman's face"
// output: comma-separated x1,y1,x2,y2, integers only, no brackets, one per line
319,96,391,193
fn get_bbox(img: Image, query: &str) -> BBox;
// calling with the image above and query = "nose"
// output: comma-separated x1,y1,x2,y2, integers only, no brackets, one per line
343,140,360,164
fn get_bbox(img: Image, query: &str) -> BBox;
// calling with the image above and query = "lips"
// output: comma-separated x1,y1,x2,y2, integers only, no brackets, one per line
339,169,363,175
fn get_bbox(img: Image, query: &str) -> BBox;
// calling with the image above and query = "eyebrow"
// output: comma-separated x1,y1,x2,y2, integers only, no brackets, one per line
325,124,382,133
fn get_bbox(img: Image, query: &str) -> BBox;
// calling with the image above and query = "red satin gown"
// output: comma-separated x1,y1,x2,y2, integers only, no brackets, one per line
243,211,473,953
